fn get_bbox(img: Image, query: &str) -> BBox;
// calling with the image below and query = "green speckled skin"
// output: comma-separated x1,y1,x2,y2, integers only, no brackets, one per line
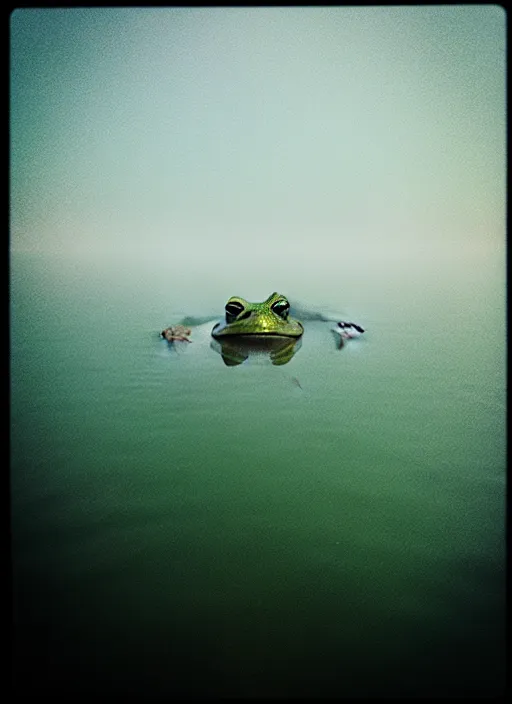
211,292,304,339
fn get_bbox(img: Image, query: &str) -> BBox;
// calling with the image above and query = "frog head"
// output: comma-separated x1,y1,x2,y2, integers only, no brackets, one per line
211,292,304,339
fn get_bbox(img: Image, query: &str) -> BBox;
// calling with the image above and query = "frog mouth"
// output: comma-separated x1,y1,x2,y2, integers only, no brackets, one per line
219,331,299,337
211,323,304,338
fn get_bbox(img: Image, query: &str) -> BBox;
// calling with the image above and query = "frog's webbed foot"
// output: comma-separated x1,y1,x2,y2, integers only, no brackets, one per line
161,326,193,343
331,321,365,349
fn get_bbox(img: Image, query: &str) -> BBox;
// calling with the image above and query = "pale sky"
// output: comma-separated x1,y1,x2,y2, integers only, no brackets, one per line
10,6,505,284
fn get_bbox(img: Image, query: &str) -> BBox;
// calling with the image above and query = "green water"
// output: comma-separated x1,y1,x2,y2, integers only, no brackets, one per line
11,251,505,698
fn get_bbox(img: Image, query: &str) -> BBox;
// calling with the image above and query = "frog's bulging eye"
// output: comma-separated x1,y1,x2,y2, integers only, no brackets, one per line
225,300,245,323
271,299,290,320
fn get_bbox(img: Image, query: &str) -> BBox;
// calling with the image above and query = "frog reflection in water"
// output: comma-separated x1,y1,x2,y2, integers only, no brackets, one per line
161,292,363,366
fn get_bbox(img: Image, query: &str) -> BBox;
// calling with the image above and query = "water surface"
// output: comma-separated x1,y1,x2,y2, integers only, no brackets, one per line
10,250,505,698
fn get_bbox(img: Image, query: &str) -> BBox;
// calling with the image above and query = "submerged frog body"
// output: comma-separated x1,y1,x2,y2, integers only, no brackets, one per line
210,330,302,366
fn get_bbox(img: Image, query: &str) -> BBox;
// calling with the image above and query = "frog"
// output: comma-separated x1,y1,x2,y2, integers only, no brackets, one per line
160,292,364,366
211,291,304,339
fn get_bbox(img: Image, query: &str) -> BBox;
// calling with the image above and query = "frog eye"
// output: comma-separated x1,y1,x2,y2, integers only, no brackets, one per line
225,300,245,323
271,298,290,320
